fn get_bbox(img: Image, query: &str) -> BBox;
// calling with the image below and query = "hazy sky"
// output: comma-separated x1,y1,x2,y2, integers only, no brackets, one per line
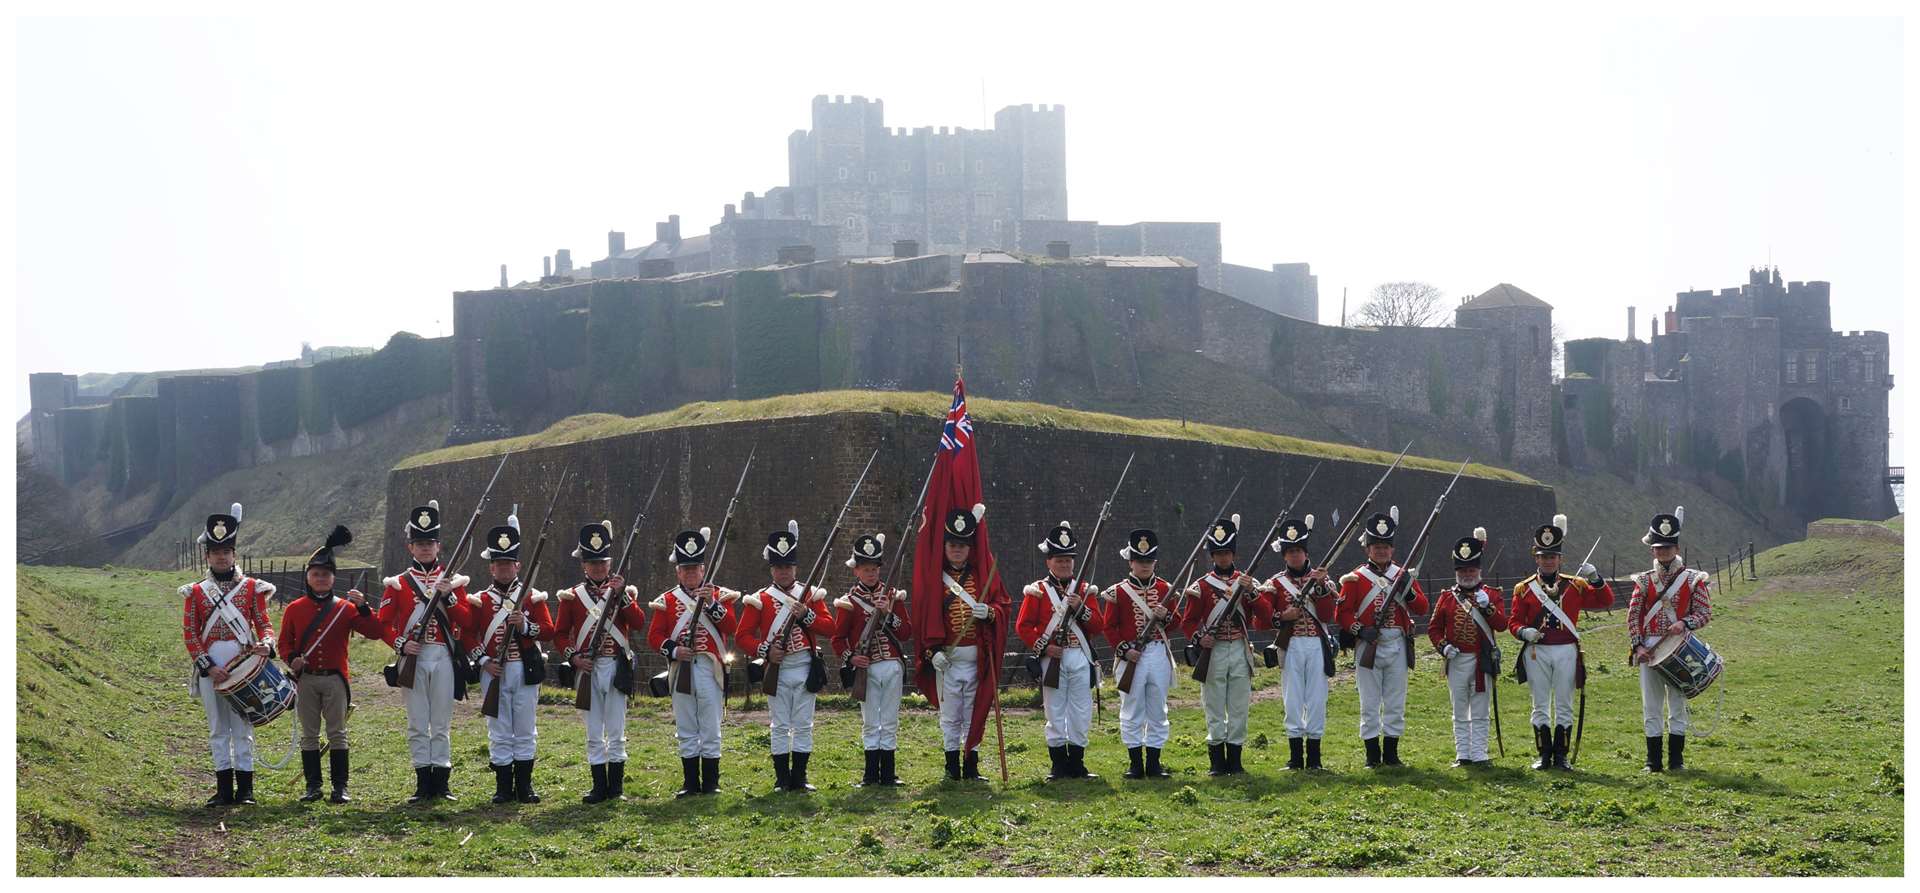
12,9,1905,460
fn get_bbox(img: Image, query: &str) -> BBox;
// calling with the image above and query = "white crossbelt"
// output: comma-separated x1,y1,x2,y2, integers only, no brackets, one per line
1351,564,1406,622
1528,578,1582,640
1039,580,1093,662
199,577,257,646
572,583,637,658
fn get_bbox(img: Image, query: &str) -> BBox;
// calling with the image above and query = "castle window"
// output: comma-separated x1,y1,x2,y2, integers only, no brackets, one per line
1786,354,1798,383
935,162,947,176
1806,351,1819,383
1840,396,1853,412
868,171,878,184
837,167,849,181
845,216,859,231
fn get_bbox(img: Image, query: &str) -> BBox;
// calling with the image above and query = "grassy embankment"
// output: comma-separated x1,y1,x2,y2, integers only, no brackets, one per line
18,527,1900,875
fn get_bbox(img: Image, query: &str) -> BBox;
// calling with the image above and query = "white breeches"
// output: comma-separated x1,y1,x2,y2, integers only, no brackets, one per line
1042,646,1093,747
1640,666,1690,735
199,639,254,771
404,645,455,768
768,654,817,755
1355,630,1409,739
584,656,629,764
938,646,980,751
1202,639,1252,745
1282,637,1329,739
484,659,540,764
1118,641,1172,748
859,658,903,749
1445,651,1492,761
671,655,724,758
1525,642,1579,728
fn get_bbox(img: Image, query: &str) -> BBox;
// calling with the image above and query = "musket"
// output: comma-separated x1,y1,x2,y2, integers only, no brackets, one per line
849,454,937,702
755,449,880,695
1035,452,1134,689
482,465,572,718
1115,477,1243,694
394,451,512,689
1315,441,1413,579
670,447,757,696
570,464,667,709
1191,463,1323,683
1358,458,1469,671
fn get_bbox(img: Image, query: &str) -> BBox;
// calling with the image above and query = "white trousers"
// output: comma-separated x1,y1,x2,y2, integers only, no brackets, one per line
1202,639,1252,746
671,655,724,758
768,654,817,755
1445,651,1492,761
198,640,254,771
483,658,539,764
1282,637,1329,739
938,647,980,751
1118,641,1172,748
1354,630,1409,739
584,656,630,764
404,645,456,767
859,658,903,749
1640,666,1691,735
1042,646,1093,747
1525,642,1579,727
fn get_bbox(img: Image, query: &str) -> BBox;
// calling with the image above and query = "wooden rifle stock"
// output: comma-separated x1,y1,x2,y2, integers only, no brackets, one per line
850,454,937,702
571,464,668,709
1035,452,1134,689
1117,478,1243,692
1358,458,1469,670
758,450,878,695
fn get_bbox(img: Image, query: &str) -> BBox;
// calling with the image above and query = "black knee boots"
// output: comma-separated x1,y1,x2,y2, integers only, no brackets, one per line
1146,746,1170,777
879,750,903,785
300,750,325,802
492,763,514,804
517,759,542,803
790,752,816,792
1124,746,1146,780
583,763,610,803
962,750,985,780
1644,736,1664,773
1381,737,1402,767
1286,737,1305,770
856,749,880,786
701,757,721,793
676,757,701,797
1532,726,1553,770
1363,738,1382,769
1667,733,1686,772
329,750,351,803
945,749,963,780
1305,738,1323,770
407,766,431,803
206,769,234,808
1552,726,1572,770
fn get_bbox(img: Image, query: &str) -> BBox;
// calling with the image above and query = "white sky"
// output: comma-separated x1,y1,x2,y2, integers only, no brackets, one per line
10,6,1907,462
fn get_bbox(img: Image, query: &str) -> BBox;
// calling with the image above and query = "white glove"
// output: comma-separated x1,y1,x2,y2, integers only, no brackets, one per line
931,650,951,674
1520,627,1542,643
1474,592,1491,609
1441,644,1460,660
970,602,992,620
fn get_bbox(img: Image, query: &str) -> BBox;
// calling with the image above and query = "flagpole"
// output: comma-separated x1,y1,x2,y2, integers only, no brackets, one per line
982,554,1009,784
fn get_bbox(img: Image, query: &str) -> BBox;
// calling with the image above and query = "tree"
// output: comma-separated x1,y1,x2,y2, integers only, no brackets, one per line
1352,281,1450,328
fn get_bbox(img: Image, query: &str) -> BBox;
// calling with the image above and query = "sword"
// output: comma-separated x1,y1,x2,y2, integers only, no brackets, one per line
1569,535,1601,767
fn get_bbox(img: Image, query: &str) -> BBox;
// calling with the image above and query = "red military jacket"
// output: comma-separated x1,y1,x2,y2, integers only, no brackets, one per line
1178,567,1274,641
831,583,908,663
1262,569,1338,639
1017,577,1104,651
645,583,740,662
1100,575,1175,654
464,582,557,664
1508,573,1613,646
378,566,473,648
1626,563,1713,647
1335,561,1430,634
736,582,833,659
1427,583,1510,654
922,566,1001,656
278,590,385,678
554,581,647,659
181,574,278,670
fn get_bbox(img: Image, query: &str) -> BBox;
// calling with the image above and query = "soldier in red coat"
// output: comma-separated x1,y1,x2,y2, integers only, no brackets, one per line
1627,506,1713,773
465,515,556,804
1427,528,1509,768
645,527,740,797
181,503,277,807
1178,514,1274,776
379,501,475,803
736,522,835,793
831,532,909,786
279,525,383,803
1507,513,1614,770
1101,528,1176,779
919,506,1006,782
1336,508,1428,768
554,521,648,803
1262,515,1337,771
1017,521,1105,781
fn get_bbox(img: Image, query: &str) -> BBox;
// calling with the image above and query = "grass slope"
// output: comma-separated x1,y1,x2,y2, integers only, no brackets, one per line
115,408,450,568
1544,468,1795,568
16,535,1902,876
397,390,1535,484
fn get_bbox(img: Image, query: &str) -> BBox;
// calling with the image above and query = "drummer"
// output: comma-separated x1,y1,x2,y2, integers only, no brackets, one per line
1627,507,1713,773
180,503,278,807
279,526,385,803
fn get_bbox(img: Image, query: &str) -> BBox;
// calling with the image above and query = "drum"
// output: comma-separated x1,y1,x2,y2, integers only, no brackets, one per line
214,652,298,726
1649,633,1722,699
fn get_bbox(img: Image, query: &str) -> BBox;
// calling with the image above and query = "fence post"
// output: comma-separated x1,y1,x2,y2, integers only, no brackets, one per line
1748,542,1757,579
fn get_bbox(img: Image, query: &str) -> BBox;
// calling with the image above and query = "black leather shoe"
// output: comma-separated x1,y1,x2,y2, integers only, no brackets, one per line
855,749,878,787
1224,743,1245,775
1146,746,1171,778
1071,744,1097,779
435,765,457,801
1305,739,1323,770
1551,727,1571,771
880,750,904,786
1208,743,1227,776
206,769,235,808
700,757,721,794
675,757,701,798
1047,745,1068,781
773,753,792,792
962,750,985,781
1532,726,1553,771
944,749,962,781
234,770,256,805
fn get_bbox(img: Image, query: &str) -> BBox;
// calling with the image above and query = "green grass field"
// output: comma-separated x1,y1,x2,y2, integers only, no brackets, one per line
16,533,1903,876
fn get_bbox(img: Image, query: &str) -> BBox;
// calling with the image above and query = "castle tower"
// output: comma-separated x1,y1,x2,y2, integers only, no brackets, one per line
793,95,886,258
1455,283,1555,463
992,103,1069,227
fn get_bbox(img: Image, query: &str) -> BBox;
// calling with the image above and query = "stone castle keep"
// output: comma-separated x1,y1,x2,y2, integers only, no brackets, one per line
22,99,1895,537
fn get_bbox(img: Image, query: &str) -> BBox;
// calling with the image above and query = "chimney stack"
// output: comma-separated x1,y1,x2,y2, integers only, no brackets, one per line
893,239,919,259
543,256,552,279
656,215,682,245
499,264,508,288
1628,306,1637,341
555,249,573,275
608,230,626,257
1046,240,1071,259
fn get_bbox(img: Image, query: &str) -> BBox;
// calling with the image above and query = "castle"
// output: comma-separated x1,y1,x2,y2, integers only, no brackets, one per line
1562,266,1894,522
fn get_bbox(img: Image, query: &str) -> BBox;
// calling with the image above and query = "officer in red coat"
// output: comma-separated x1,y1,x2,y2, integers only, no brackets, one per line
1426,528,1509,768
181,503,277,807
1507,513,1613,770
279,525,383,802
